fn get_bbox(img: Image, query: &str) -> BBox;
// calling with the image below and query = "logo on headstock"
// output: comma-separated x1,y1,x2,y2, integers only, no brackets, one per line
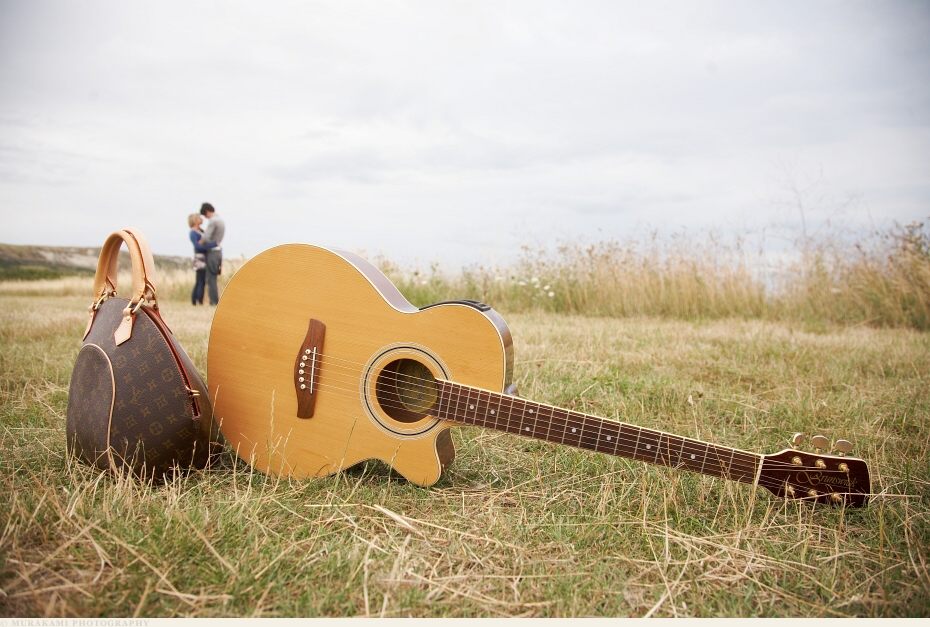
797,471,857,490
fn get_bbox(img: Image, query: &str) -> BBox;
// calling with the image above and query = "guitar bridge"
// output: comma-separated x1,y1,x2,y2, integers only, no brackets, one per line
294,319,326,418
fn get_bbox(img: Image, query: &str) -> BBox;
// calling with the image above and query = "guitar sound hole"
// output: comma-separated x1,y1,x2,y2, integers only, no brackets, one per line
375,358,438,423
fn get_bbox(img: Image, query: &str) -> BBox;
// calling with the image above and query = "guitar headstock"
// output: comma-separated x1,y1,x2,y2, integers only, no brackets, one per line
759,434,870,508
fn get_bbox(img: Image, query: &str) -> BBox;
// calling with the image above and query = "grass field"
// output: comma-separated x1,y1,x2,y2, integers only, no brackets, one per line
1,280,929,616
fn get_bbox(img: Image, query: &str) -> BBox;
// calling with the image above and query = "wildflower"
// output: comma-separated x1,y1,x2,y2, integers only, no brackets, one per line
548,291,555,297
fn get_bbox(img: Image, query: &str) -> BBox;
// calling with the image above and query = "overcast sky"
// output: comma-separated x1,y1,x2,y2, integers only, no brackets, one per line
1,1,928,267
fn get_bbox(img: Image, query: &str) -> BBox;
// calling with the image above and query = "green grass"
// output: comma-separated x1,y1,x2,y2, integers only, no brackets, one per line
1,292,928,617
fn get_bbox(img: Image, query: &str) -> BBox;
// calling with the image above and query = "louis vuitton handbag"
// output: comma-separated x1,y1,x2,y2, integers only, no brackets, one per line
66,227,218,479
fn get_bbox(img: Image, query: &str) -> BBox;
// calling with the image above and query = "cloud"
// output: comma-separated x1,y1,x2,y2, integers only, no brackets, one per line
0,1,928,268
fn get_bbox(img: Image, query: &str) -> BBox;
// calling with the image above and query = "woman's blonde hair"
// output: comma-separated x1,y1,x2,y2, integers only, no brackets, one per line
187,213,200,228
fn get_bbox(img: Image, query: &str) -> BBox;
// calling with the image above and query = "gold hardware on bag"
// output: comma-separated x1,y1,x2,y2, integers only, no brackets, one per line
144,280,159,308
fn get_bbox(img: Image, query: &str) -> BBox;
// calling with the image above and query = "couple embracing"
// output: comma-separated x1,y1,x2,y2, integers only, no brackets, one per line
187,202,225,306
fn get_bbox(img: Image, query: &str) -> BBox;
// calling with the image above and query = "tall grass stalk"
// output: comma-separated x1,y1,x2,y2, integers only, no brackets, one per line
3,223,925,330
778,221,930,330
381,221,930,330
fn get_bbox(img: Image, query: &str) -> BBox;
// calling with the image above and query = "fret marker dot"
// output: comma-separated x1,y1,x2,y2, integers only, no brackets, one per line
690,454,696,460
490,410,496,415
646,444,652,450
529,409,534,414
469,404,474,410
571,428,577,433
525,426,530,432
606,436,612,441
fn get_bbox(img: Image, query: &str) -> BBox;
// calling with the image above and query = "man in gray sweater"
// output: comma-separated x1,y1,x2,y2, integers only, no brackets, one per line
199,202,225,305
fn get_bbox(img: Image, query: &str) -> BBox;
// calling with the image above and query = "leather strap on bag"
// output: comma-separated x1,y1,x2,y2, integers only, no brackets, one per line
85,228,160,344
92,229,158,304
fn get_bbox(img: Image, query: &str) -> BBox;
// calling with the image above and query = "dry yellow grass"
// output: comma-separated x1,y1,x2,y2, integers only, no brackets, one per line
4,221,925,330
383,221,930,330
1,291,928,617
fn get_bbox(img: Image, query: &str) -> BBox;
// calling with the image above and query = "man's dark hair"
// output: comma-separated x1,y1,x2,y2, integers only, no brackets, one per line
200,202,215,216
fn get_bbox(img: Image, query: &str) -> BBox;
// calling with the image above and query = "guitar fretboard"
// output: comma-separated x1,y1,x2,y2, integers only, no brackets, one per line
432,380,760,484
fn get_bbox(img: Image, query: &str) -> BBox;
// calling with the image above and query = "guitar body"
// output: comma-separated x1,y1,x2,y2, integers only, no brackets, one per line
207,244,513,485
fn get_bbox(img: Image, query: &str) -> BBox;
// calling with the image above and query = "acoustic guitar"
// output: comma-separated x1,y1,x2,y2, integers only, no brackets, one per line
207,244,870,507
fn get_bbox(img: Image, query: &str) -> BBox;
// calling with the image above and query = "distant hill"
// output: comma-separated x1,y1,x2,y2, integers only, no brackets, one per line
0,243,190,280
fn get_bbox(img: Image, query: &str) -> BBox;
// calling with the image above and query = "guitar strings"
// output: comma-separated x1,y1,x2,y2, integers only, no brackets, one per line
309,354,844,477
436,380,764,480
258,354,850,481
295,353,847,476
226,367,829,495
308,353,845,475
432,379,855,488
263,373,768,480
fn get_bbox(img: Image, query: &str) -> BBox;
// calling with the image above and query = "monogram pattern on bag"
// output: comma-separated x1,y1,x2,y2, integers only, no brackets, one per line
68,298,214,478
66,344,115,471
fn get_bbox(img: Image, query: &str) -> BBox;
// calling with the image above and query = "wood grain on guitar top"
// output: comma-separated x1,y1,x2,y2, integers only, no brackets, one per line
207,244,513,485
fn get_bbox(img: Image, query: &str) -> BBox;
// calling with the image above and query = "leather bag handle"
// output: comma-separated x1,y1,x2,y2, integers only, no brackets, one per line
92,228,159,306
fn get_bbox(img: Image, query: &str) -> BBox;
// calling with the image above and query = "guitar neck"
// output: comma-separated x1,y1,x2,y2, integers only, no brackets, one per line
433,380,762,485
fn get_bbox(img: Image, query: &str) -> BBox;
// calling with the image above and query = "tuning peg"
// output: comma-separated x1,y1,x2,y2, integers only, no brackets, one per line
833,439,853,456
791,433,805,449
811,435,829,453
